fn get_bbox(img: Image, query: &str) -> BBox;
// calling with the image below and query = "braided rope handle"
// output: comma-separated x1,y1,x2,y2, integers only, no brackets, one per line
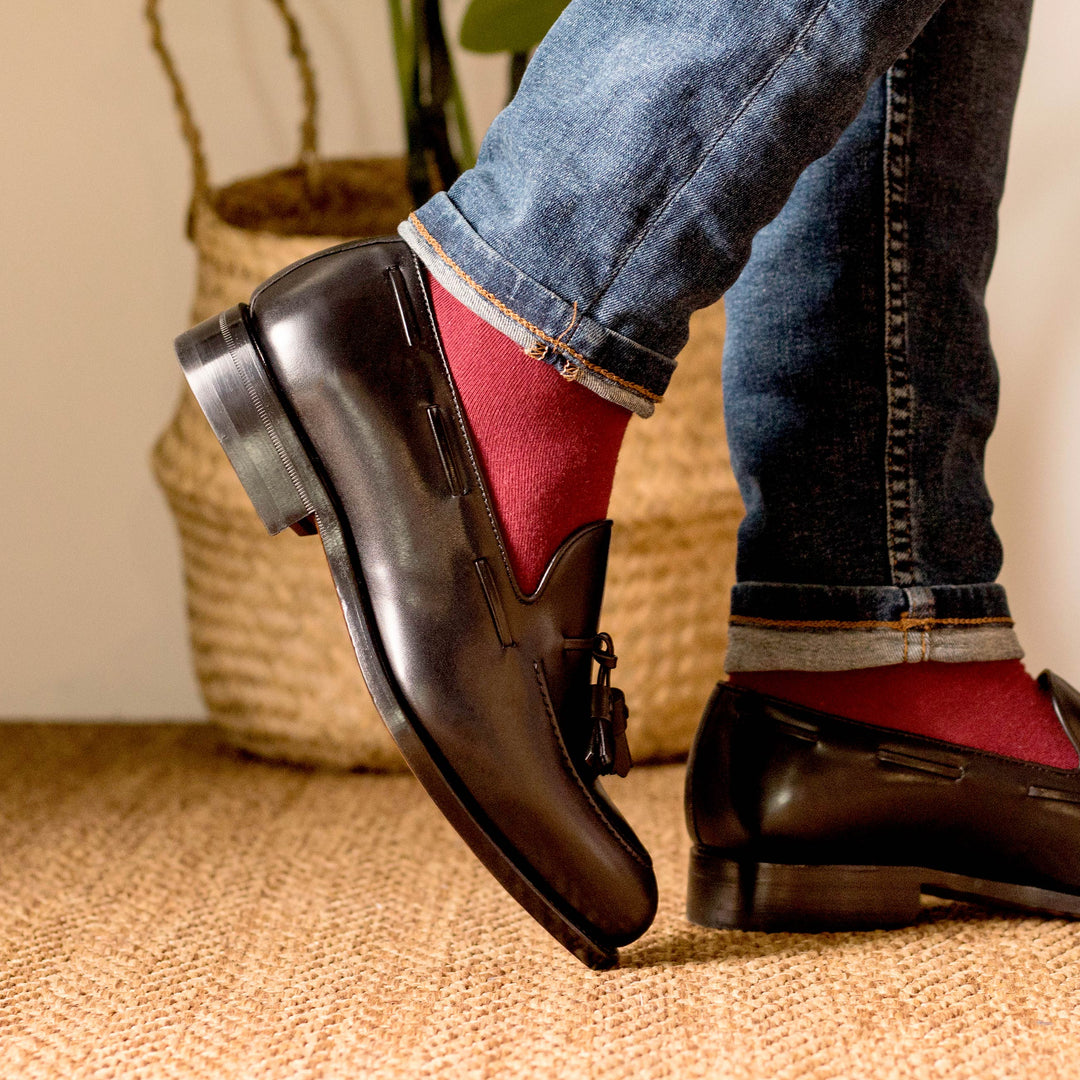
145,0,321,211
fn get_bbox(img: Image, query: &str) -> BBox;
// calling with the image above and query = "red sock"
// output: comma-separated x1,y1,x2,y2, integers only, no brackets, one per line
730,660,1078,769
428,276,630,593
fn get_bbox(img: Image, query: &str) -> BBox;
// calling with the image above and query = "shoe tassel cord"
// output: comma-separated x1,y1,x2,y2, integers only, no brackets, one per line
584,632,633,778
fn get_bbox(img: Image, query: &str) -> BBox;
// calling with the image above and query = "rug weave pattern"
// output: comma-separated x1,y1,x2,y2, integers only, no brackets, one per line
2,725,1078,1079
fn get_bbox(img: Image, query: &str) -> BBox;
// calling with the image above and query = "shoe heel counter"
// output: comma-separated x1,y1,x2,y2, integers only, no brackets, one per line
174,305,325,536
685,683,758,853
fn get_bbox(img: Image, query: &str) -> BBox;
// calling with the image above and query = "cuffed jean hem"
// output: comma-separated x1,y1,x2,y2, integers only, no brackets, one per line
398,196,676,418
724,581,1023,672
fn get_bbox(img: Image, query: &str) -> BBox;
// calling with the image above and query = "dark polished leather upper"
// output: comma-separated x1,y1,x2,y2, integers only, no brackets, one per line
687,673,1080,892
246,239,655,942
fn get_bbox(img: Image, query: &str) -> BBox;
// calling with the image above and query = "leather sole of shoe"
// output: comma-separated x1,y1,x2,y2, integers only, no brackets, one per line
175,303,619,970
687,847,1080,932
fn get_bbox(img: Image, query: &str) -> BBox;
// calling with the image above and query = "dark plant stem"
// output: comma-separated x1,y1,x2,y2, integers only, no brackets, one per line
508,51,528,101
389,0,474,204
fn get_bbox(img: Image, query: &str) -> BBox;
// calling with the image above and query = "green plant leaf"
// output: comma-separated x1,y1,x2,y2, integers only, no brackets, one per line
459,0,570,54
386,0,414,118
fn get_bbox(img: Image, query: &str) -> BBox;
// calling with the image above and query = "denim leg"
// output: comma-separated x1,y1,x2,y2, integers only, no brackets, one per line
724,0,1033,670
400,0,949,416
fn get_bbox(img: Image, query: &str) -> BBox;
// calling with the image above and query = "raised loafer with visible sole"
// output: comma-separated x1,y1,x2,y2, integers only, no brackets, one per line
174,238,657,968
685,672,1080,931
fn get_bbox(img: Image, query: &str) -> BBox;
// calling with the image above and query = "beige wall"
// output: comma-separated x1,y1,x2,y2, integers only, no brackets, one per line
985,0,1080,684
1,0,1077,718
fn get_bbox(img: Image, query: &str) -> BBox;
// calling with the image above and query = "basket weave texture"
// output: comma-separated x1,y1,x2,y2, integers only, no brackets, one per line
148,3,742,770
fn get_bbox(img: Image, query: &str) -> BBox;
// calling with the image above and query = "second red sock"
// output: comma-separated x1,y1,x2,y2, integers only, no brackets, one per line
730,660,1078,769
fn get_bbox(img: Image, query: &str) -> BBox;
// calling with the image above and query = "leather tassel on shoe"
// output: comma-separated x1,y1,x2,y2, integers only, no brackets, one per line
586,633,633,778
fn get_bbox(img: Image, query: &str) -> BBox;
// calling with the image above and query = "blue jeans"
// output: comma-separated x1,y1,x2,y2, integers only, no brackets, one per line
400,0,1031,671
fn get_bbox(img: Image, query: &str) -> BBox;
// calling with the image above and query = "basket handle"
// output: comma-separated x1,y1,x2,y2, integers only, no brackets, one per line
145,0,321,219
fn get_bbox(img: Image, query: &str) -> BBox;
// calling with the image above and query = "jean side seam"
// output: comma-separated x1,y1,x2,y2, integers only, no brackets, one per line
407,213,664,404
573,0,834,326
883,52,918,587
728,615,1015,631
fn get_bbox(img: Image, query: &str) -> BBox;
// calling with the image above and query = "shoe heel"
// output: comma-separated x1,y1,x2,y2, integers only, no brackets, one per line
175,305,323,536
687,848,924,931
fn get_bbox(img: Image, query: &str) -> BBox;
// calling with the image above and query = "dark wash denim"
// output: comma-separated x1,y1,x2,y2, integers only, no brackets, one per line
401,0,1032,670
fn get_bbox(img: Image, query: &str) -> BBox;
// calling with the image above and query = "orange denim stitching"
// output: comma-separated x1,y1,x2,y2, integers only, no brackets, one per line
409,213,664,403
728,614,1015,631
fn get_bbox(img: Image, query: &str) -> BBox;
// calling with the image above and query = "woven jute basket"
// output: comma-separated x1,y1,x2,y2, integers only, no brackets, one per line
148,0,743,770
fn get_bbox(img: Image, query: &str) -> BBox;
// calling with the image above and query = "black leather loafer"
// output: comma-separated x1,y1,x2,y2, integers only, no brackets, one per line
174,238,657,968
685,672,1080,931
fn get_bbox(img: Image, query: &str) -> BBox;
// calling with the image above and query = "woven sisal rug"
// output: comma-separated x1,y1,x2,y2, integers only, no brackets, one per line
2,724,1078,1078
